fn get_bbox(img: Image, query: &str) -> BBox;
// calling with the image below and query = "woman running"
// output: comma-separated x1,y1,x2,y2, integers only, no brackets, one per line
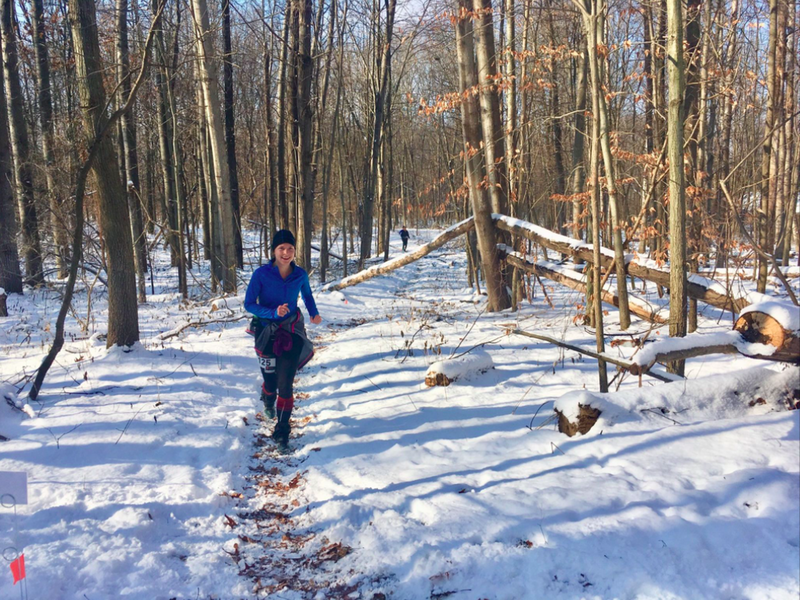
245,230,321,452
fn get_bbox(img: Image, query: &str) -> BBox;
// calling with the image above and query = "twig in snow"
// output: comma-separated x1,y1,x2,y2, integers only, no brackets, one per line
46,424,81,449
115,403,147,444
449,306,486,358
451,335,504,360
526,400,554,429
640,408,682,425
158,315,248,341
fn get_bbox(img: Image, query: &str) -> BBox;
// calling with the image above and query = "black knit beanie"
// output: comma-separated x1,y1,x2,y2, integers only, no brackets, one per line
271,230,296,251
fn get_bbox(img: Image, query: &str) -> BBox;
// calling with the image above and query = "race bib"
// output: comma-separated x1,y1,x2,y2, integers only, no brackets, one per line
259,356,276,372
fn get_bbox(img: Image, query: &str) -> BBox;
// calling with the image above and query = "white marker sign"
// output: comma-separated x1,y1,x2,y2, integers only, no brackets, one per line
0,471,27,505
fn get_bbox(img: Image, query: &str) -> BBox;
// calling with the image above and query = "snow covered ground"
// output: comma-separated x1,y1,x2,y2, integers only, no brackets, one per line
1,228,798,599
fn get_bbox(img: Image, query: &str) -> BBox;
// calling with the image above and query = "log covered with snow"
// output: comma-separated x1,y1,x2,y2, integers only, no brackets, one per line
322,217,475,292
493,214,749,313
629,299,800,374
499,246,667,325
554,366,799,436
734,301,800,364
425,348,494,387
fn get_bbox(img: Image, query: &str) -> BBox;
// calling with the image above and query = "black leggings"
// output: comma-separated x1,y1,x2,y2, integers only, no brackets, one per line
261,333,303,398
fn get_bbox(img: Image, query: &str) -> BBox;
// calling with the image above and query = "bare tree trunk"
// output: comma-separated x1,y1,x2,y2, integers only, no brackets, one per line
31,0,69,279
683,0,701,332
263,12,277,255
586,3,608,391
666,0,687,374
472,0,508,217
116,0,147,303
222,0,243,268
70,0,139,346
359,0,396,269
2,0,44,287
295,0,314,268
571,48,588,251
456,0,510,312
191,0,237,292
583,0,631,330
758,0,779,292
276,3,292,229
0,60,21,294
152,0,180,265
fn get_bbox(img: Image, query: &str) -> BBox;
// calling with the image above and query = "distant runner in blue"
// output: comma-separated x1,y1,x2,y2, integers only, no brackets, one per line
245,229,322,452
399,226,410,251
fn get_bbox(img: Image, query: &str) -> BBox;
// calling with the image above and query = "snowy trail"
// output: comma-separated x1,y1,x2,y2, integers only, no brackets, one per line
2,230,798,599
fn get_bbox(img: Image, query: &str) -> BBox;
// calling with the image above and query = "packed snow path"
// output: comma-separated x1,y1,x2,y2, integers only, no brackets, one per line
1,230,798,599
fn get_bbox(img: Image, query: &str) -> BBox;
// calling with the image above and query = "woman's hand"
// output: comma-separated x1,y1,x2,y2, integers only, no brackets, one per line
310,315,322,324
276,303,290,317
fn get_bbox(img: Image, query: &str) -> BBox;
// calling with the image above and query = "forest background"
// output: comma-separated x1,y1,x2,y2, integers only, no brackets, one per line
0,0,797,384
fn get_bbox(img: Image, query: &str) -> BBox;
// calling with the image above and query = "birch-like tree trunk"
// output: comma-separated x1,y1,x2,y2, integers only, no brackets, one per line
191,0,237,292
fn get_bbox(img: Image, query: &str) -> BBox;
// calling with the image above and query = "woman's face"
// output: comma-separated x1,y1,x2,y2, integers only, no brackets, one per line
274,242,295,266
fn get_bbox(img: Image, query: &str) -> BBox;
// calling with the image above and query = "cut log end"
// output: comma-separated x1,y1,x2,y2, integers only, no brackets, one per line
734,311,800,364
556,404,602,437
425,372,452,387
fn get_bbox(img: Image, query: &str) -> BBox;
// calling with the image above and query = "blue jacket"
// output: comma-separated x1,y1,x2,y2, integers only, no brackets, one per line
244,261,319,322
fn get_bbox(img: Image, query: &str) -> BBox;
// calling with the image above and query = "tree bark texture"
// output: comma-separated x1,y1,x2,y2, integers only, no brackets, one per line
191,0,237,292
666,0,687,374
2,0,44,287
0,59,21,294
69,0,140,346
456,1,510,312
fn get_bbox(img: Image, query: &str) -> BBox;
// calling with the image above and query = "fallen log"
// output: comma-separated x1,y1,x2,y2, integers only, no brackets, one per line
506,328,680,383
311,244,343,262
493,214,749,313
627,332,741,375
322,217,475,292
627,299,800,373
734,308,800,364
499,245,668,325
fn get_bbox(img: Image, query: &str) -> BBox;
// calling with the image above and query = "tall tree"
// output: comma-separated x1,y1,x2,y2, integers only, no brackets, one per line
295,0,314,268
116,0,148,303
666,0,687,374
1,0,44,287
472,0,508,216
359,0,397,268
456,0,510,312
70,0,140,346
0,58,21,294
31,0,69,279
222,0,243,268
191,0,237,292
